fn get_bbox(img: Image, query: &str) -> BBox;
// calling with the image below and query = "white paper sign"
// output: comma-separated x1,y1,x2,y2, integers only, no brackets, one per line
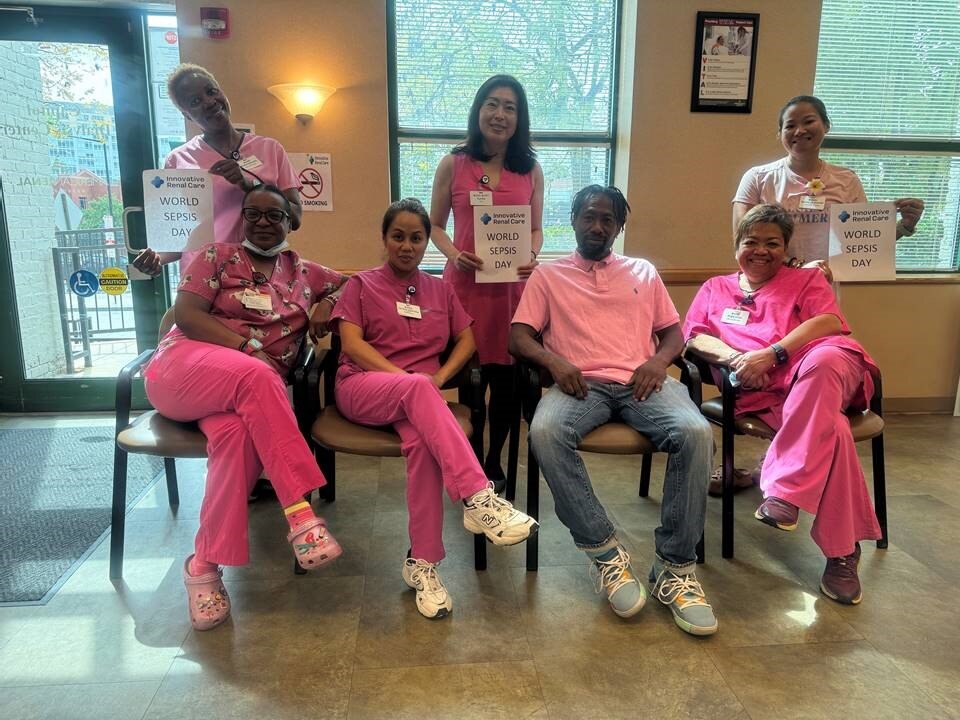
828,202,896,282
473,205,531,283
142,170,214,252
288,153,333,212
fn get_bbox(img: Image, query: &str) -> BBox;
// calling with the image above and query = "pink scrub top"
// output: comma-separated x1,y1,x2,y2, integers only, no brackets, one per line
682,267,878,415
512,251,680,385
164,133,300,267
733,158,867,263
331,264,473,382
441,152,533,365
150,243,344,375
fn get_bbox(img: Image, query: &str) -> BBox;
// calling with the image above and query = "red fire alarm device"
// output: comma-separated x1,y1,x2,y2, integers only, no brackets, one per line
200,7,230,39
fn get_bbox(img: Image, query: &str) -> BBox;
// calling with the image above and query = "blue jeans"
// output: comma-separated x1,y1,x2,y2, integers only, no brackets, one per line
529,376,712,566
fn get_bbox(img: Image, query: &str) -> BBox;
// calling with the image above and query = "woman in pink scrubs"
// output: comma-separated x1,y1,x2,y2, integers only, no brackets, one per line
331,198,538,619
683,204,882,606
133,63,302,275
144,185,345,630
429,75,544,487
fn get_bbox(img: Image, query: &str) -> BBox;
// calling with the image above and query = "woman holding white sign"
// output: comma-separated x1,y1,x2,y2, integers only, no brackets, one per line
133,63,303,275
429,74,544,486
733,95,924,271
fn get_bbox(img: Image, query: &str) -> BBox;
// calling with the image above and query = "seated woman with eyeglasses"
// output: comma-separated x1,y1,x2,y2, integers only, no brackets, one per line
144,184,347,631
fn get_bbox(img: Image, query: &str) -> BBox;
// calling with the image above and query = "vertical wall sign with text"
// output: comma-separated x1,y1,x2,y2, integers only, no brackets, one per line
691,12,759,113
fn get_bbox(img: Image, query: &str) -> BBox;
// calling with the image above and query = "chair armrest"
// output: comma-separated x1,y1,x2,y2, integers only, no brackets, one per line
115,348,156,437
673,355,702,407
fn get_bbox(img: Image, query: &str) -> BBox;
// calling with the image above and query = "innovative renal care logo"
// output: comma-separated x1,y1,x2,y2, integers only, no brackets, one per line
151,175,165,188
839,210,851,223
480,212,492,225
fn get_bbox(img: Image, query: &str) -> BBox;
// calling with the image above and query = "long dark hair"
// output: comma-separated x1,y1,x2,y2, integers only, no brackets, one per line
452,74,536,175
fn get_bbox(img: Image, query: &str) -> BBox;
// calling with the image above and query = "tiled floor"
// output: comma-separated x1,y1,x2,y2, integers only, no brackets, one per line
1,414,959,719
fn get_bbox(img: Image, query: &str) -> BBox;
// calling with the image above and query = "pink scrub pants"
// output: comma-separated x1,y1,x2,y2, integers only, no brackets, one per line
144,338,326,565
336,371,488,563
754,345,882,558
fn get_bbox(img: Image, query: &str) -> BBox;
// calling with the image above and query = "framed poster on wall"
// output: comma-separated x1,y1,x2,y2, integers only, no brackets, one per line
691,11,759,113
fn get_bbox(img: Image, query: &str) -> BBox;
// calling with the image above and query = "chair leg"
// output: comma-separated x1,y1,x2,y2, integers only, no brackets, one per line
872,434,888,549
110,446,129,580
473,533,487,571
638,453,652,497
163,457,179,508
505,396,521,502
696,533,705,564
317,447,336,503
721,425,735,559
525,446,540,572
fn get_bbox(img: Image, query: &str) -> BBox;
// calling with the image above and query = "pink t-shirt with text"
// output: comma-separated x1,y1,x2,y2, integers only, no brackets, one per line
165,133,300,267
733,158,866,262
512,252,680,385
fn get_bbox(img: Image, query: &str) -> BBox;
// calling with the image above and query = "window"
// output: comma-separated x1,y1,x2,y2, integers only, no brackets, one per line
814,0,960,271
389,0,620,261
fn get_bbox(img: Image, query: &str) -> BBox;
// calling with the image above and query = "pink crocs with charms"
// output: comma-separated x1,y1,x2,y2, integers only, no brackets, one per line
183,555,231,631
287,517,342,570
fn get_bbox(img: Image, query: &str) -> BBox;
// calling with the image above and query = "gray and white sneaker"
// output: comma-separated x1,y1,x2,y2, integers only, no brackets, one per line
463,486,538,546
650,560,718,636
402,558,452,619
589,545,647,618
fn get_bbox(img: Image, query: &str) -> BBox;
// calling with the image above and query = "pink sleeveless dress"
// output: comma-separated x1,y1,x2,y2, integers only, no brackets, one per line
442,152,533,365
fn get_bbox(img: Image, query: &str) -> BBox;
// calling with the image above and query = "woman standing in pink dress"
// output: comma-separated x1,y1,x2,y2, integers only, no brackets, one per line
429,75,545,485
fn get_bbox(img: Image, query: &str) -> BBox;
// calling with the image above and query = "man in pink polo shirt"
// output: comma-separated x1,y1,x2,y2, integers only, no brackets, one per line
509,185,717,636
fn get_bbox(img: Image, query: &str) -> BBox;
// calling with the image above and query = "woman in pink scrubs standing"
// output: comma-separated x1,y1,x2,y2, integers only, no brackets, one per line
144,185,346,630
429,75,544,487
331,198,538,619
684,204,882,606
133,63,302,275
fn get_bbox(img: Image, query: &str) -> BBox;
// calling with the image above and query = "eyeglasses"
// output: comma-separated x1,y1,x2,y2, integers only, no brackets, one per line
242,207,289,224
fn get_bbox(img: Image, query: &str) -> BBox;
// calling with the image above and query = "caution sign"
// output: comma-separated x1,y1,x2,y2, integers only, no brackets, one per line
99,267,129,295
288,153,333,212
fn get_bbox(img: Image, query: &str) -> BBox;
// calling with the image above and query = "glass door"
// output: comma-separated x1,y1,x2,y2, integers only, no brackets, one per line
0,6,165,410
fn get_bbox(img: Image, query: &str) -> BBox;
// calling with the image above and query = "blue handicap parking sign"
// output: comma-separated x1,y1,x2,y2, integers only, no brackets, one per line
69,269,99,297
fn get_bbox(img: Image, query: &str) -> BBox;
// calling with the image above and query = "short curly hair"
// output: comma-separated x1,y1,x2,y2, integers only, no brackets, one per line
735,203,794,248
167,63,219,112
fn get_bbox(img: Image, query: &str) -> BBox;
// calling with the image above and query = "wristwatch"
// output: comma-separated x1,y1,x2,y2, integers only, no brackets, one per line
770,342,789,366
240,338,264,355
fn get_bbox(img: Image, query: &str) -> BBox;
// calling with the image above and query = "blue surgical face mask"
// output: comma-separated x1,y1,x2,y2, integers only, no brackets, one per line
242,238,289,257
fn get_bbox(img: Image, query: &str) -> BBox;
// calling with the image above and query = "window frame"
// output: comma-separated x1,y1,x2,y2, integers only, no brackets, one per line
386,0,623,266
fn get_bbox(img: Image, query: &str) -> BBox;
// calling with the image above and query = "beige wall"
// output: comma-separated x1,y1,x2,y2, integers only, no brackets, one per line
173,0,960,409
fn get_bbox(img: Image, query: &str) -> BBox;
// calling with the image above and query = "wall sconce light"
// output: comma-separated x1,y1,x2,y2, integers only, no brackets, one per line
267,83,336,123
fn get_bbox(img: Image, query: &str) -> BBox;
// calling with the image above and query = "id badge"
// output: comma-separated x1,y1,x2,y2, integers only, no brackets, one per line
721,307,749,325
470,190,493,206
798,194,826,210
238,155,264,171
242,289,272,311
396,301,422,319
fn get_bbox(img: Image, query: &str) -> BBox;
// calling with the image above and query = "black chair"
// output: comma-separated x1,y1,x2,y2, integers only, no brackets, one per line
305,335,489,570
512,357,705,571
685,348,888,559
110,307,316,579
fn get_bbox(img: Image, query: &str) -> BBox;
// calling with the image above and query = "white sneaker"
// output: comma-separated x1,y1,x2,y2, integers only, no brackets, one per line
402,558,452,619
462,486,538,546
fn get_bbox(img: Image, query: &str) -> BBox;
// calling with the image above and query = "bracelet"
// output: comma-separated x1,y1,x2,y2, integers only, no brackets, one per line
530,250,538,260
238,339,249,353
320,295,337,307
770,342,789,365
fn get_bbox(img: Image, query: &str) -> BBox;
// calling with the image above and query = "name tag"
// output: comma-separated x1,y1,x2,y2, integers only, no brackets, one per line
721,307,749,325
238,155,264,171
242,289,272,310
470,190,493,206
799,194,826,211
396,301,422,319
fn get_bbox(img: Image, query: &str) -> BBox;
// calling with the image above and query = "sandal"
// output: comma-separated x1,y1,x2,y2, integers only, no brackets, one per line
707,467,755,497
287,517,342,570
183,555,231,631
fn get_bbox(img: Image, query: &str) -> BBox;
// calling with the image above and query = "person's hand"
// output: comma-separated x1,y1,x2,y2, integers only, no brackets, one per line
309,299,334,342
802,259,833,283
731,348,775,389
131,248,163,277
516,257,539,279
629,357,669,401
415,371,441,387
546,356,588,399
895,198,924,234
210,158,252,189
454,251,484,271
